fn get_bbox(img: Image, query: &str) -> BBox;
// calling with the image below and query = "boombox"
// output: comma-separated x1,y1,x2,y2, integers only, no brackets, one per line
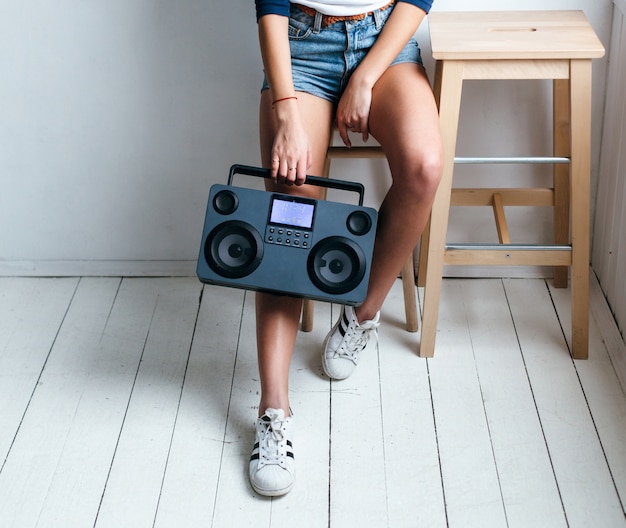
196,164,378,305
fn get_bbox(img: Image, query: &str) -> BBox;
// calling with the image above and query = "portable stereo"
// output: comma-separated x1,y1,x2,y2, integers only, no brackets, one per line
196,164,378,305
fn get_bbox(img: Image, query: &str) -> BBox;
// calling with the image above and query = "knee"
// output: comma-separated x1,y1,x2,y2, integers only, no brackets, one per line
395,150,443,200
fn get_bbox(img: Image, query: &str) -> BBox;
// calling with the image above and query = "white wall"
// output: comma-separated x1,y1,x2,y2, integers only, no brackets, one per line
0,0,613,275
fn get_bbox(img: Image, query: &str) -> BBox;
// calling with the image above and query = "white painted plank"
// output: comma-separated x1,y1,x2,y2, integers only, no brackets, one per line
460,279,566,527
592,8,624,284
211,292,274,526
504,279,626,527
269,300,332,528
94,278,202,528
590,271,626,393
426,279,508,527
328,300,388,528
0,278,121,528
378,281,446,528
34,278,187,527
549,280,626,518
0,278,78,462
604,11,626,317
153,285,246,527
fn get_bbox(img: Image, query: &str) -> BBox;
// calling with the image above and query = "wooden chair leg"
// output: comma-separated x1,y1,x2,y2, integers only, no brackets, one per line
568,60,592,359
401,254,419,332
553,78,571,289
301,299,314,332
420,59,464,358
416,216,431,288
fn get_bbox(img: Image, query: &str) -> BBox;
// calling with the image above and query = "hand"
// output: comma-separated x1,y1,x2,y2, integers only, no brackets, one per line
270,110,312,185
336,79,373,148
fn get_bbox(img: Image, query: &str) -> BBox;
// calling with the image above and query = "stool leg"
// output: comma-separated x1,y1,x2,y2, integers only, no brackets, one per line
553,78,570,288
416,216,430,288
401,254,419,332
301,299,314,332
420,60,464,358
569,59,592,359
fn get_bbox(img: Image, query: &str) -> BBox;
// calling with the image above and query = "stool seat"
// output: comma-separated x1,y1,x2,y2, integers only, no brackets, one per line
420,11,604,359
429,11,605,60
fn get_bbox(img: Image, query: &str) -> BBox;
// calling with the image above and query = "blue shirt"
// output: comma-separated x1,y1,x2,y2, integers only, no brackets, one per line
255,0,434,21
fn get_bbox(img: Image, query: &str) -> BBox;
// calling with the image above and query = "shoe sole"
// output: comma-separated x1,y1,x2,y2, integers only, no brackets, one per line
250,479,295,497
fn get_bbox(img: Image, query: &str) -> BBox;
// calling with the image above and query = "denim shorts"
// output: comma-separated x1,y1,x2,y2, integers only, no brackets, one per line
261,3,424,104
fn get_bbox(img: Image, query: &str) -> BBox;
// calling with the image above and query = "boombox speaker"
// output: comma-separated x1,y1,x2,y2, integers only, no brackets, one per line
196,164,378,305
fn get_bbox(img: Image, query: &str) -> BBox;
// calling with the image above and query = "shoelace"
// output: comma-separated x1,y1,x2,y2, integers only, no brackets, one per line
258,410,288,466
335,323,378,364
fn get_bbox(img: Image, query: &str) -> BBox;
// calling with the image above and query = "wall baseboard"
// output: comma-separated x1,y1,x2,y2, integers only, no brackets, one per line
0,260,197,277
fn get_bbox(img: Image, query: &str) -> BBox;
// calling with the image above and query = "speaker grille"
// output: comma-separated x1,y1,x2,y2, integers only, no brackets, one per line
205,221,263,278
307,237,366,294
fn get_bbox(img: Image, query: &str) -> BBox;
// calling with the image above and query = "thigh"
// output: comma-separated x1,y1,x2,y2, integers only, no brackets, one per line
260,90,334,200
369,63,442,180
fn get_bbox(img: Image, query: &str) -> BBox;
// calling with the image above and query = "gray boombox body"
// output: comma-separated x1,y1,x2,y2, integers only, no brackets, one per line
196,165,378,305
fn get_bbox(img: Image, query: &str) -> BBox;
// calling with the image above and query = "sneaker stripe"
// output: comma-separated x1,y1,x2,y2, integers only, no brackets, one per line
339,309,350,338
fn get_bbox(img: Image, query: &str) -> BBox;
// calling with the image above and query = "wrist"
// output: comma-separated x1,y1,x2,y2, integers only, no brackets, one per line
272,95,298,108
349,69,377,91
272,96,300,122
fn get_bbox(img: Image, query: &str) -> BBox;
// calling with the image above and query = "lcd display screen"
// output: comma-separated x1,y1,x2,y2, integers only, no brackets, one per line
270,196,315,229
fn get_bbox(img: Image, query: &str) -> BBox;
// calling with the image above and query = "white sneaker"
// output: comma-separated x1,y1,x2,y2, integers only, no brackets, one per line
248,408,295,496
322,305,380,380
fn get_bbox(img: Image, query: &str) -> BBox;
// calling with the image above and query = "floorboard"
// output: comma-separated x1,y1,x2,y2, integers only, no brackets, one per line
427,280,509,527
154,285,245,527
0,277,625,528
505,279,625,527
460,279,565,527
0,278,121,528
0,278,78,465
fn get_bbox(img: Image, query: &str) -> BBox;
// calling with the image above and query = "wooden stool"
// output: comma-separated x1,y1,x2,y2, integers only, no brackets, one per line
419,11,605,359
301,134,419,333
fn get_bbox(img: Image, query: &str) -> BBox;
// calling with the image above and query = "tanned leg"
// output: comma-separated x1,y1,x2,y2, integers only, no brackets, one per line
356,62,443,323
256,90,334,416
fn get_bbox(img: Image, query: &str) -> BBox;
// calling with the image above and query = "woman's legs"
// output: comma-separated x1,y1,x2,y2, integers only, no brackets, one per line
256,90,334,416
357,62,443,323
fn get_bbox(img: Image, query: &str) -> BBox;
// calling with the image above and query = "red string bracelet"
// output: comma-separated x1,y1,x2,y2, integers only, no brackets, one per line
272,96,298,108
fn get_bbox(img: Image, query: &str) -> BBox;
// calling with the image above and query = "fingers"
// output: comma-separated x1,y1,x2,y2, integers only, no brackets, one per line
270,156,307,186
337,118,369,147
337,120,352,148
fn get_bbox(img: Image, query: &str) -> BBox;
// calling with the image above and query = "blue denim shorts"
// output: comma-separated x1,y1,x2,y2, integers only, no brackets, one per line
261,3,424,104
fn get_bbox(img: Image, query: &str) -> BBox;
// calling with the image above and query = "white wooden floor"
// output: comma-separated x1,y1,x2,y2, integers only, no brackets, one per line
1,276,625,528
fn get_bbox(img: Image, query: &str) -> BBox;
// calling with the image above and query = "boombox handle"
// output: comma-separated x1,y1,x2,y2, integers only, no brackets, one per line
228,164,366,206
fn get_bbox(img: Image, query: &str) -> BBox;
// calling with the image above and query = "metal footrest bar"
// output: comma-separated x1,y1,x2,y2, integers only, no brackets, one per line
454,156,571,164
445,243,571,251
